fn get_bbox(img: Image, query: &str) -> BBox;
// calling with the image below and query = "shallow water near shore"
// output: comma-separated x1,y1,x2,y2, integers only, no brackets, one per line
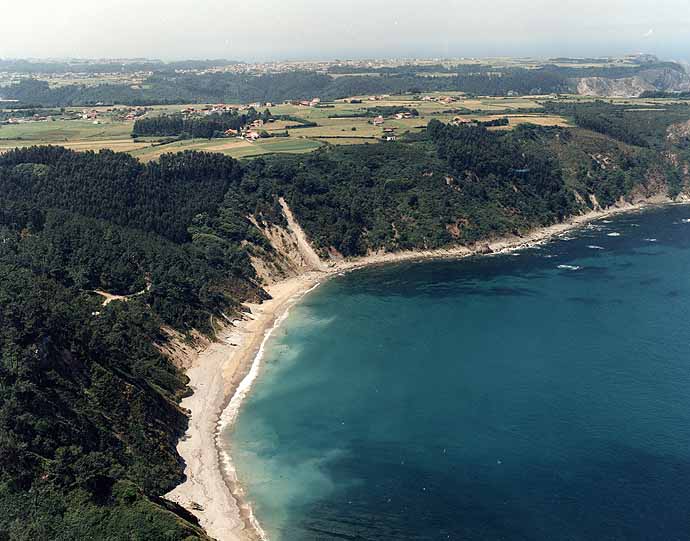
226,204,690,541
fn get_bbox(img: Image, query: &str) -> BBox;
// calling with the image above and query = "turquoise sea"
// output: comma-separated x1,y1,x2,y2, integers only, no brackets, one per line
226,204,690,541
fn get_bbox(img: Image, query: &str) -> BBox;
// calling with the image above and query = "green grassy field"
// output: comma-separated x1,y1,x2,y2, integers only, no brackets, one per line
0,117,149,153
0,118,131,141
128,134,323,162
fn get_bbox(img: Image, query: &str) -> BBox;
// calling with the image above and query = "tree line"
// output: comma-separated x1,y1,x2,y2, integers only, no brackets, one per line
132,108,272,139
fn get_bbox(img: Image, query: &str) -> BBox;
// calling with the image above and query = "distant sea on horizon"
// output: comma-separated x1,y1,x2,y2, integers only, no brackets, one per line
225,204,690,541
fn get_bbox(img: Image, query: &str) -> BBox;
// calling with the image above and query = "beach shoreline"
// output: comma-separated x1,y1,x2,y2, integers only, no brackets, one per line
165,196,682,541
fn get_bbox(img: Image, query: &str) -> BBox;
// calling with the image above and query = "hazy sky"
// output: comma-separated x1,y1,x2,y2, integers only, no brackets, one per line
2,0,689,61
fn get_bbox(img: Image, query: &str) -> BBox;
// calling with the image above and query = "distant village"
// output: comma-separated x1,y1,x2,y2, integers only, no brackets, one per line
1,105,148,125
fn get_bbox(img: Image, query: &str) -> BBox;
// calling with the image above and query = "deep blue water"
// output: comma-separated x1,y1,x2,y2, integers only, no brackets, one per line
228,205,690,541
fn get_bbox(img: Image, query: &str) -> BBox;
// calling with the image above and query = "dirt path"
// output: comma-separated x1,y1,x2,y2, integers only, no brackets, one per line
92,283,151,306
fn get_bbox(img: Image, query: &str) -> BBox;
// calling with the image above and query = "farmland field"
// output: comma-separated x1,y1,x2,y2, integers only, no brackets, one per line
129,134,323,162
0,117,140,153
0,118,131,142
5,92,674,160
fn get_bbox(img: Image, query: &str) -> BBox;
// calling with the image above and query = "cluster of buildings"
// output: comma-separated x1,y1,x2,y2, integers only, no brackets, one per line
178,102,276,117
167,57,480,77
343,95,392,103
93,106,148,122
382,127,397,141
178,59,406,76
420,95,459,104
394,111,415,120
368,116,399,141
369,109,419,140
242,117,267,141
121,107,148,121
242,130,261,141
80,109,100,121
225,118,276,142
284,97,321,108
368,95,392,102
3,113,53,124
1,105,151,126
372,109,414,125
451,116,478,126
180,104,239,117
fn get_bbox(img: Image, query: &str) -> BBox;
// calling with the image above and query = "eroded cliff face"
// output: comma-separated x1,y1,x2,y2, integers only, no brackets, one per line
575,67,690,98
245,198,329,286
667,119,690,146
576,76,655,98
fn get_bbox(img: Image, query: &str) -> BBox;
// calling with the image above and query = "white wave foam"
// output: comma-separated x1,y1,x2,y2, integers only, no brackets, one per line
558,264,582,271
587,245,605,250
607,232,621,237
216,281,322,541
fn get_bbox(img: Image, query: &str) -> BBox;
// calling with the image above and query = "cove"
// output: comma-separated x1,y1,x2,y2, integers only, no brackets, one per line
227,204,690,541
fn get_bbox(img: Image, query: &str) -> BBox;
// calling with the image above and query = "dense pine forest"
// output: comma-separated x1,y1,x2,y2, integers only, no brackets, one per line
543,101,690,149
1,103,689,538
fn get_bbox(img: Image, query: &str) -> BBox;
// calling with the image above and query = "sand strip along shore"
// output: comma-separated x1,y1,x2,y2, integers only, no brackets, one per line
165,272,325,541
165,197,684,541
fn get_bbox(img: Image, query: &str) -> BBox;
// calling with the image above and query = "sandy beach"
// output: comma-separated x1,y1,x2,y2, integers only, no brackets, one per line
165,195,681,541
165,272,326,541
